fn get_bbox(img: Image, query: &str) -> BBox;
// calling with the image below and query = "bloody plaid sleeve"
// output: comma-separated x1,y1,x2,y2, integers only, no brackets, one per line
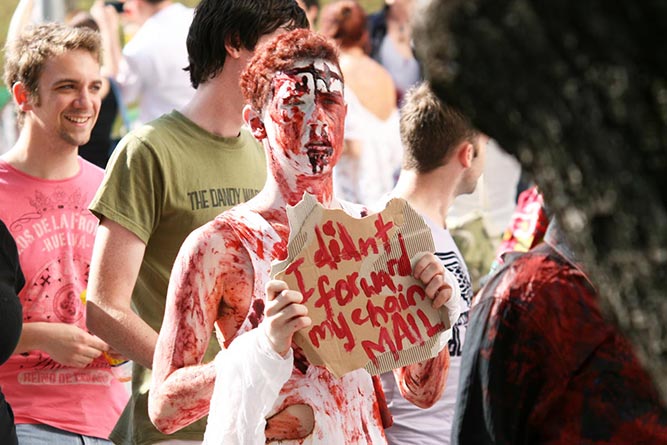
452,244,667,445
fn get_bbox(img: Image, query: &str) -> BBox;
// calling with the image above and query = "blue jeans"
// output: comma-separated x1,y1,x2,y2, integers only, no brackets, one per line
16,424,111,445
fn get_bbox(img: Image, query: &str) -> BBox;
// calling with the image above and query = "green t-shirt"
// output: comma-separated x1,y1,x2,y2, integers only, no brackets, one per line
90,110,266,445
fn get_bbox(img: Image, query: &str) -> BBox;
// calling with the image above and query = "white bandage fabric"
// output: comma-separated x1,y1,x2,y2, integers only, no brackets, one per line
437,268,462,352
203,328,293,445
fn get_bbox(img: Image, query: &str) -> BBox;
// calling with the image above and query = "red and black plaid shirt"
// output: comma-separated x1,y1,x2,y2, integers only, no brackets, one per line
452,240,667,444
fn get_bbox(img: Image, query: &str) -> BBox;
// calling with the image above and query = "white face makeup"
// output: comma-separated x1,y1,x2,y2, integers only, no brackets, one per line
263,58,346,185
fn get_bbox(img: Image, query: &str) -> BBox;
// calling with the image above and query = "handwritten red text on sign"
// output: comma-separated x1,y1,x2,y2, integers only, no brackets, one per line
282,212,444,367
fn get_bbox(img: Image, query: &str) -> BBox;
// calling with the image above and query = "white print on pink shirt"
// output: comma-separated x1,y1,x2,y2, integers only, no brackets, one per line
10,187,96,255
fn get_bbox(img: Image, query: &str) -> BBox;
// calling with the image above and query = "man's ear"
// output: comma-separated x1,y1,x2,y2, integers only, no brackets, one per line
224,36,242,60
243,105,267,140
12,82,33,112
457,141,474,168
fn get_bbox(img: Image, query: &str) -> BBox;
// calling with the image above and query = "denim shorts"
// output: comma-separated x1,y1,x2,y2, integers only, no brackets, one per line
16,423,112,445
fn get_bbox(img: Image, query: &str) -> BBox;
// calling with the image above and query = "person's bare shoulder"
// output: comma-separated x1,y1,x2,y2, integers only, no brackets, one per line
342,54,397,120
192,213,257,342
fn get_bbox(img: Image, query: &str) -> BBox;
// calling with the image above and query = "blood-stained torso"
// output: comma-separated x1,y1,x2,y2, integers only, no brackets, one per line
216,204,386,444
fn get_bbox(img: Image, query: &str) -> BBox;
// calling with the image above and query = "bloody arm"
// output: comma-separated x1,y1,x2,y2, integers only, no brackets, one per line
394,253,460,408
148,222,248,433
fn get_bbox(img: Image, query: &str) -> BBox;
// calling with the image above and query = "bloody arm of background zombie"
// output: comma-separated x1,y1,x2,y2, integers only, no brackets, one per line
394,253,460,408
394,347,450,408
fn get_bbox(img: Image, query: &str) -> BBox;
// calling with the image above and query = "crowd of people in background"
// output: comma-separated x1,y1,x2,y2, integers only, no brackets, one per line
1,1,666,445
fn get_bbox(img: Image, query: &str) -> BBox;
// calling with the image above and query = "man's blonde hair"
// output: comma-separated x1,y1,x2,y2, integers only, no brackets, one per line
3,22,102,125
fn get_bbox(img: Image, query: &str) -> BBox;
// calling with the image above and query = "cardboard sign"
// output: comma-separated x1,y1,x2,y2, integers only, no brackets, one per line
271,194,452,378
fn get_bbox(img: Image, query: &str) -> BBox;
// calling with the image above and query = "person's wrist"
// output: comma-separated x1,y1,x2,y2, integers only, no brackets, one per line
260,325,290,359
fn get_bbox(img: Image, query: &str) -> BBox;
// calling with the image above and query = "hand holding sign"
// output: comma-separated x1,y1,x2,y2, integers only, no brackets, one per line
263,280,312,357
271,194,459,378
412,252,454,310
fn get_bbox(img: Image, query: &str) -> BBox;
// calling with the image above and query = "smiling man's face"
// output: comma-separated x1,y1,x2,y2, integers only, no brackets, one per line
27,49,102,150
264,58,346,176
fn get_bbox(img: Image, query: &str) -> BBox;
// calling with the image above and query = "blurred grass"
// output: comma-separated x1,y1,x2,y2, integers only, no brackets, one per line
0,0,384,93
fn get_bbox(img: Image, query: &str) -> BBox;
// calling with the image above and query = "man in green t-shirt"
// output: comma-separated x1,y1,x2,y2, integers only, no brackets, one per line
85,1,308,444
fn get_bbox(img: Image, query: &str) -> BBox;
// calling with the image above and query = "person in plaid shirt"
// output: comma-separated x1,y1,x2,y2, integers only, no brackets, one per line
452,219,667,444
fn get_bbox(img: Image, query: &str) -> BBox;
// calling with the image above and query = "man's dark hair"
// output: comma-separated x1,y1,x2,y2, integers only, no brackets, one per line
303,0,319,8
186,0,308,88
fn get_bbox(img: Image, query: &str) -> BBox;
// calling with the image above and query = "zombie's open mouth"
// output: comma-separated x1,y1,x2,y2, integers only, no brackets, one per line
307,146,333,174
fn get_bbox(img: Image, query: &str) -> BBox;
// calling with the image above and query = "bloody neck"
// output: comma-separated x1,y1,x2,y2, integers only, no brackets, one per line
270,166,335,208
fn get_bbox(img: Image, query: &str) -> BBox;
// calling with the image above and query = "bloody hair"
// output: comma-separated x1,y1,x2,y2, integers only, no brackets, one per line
318,0,368,50
240,28,341,112
186,0,308,88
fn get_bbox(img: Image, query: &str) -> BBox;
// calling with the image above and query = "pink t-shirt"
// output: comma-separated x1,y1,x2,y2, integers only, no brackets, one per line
0,158,128,439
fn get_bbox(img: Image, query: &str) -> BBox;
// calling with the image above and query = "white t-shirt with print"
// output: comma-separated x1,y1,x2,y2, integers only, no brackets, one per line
381,213,473,445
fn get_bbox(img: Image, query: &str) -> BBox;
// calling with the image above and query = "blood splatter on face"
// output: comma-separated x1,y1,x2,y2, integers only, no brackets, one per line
264,58,345,177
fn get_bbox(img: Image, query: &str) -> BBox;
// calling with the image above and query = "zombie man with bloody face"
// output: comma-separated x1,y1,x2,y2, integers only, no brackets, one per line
149,29,455,444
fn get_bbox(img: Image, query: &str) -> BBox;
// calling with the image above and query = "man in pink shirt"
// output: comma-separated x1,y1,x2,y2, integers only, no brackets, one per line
0,22,127,444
